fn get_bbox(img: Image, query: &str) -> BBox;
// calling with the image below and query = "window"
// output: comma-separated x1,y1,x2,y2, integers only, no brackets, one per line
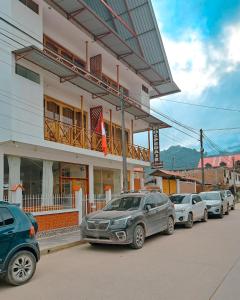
192,195,202,203
142,85,149,94
16,64,40,84
0,208,14,227
154,194,167,207
145,195,156,209
19,0,39,14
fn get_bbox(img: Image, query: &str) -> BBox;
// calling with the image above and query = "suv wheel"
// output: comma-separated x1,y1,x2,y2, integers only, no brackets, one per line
5,250,36,286
185,213,193,228
232,202,235,210
225,204,230,215
165,216,174,235
202,209,208,222
219,207,224,219
131,225,145,249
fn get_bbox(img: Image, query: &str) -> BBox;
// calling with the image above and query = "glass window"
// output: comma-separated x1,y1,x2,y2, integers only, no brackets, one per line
21,158,43,195
192,195,202,203
46,101,60,120
18,0,39,14
104,197,142,211
170,195,191,204
16,64,40,84
145,195,156,209
0,208,14,226
62,107,74,125
0,213,4,227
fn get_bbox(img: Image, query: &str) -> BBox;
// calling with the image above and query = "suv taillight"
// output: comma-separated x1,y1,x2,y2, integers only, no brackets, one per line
29,225,35,238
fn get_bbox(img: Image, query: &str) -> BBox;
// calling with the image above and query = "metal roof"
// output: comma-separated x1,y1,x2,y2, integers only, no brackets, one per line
47,0,180,98
13,46,170,132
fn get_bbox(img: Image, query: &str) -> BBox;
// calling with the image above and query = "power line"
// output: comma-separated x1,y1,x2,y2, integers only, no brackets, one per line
158,98,240,113
204,127,240,131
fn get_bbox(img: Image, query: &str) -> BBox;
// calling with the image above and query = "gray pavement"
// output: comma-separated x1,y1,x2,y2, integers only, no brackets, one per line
1,206,240,300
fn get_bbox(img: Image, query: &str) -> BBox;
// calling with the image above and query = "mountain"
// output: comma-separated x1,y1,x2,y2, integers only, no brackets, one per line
160,146,200,170
149,145,200,171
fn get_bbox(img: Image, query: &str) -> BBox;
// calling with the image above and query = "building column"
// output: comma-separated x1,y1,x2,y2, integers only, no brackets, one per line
130,170,134,191
156,176,163,192
42,160,54,205
176,179,180,193
8,155,21,202
0,152,4,200
88,163,94,202
120,168,123,192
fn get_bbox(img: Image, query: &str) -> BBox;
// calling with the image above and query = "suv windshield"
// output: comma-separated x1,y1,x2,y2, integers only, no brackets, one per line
103,197,142,211
170,195,191,204
200,192,221,201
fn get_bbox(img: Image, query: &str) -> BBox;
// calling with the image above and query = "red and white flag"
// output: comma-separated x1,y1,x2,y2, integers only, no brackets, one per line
101,115,107,156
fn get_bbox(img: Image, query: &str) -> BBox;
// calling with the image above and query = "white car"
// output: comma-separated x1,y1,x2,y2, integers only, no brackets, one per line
221,190,235,210
199,191,229,218
170,194,208,228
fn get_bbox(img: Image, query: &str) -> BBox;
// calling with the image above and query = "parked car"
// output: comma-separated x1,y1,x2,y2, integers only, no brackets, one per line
81,192,176,249
0,201,40,286
170,194,208,228
199,191,229,218
220,190,235,210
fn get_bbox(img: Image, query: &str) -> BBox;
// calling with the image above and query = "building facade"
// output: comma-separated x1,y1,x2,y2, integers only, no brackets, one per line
0,0,178,230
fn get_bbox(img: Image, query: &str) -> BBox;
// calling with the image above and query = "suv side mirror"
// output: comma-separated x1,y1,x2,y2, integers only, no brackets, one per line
192,200,197,205
145,204,151,212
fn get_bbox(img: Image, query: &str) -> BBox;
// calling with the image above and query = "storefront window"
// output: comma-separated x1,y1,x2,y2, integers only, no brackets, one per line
94,168,121,196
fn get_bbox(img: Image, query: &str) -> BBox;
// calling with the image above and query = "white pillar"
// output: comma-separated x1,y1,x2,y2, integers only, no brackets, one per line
194,181,197,193
8,155,21,202
0,152,4,200
176,179,180,193
130,170,134,191
76,189,83,225
88,163,94,203
42,160,53,205
156,176,163,192
105,188,112,203
11,187,23,208
120,168,123,192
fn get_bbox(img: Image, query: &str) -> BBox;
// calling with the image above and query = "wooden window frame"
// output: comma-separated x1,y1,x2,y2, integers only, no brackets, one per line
43,35,86,70
44,95,88,129
104,119,130,143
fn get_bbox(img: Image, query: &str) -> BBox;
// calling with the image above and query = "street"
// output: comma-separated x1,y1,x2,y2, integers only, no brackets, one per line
1,208,240,300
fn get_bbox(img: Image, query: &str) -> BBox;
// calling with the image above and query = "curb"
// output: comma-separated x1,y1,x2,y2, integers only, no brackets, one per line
40,240,86,256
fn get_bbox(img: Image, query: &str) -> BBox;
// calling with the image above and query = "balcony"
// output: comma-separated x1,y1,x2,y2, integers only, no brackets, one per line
44,117,150,162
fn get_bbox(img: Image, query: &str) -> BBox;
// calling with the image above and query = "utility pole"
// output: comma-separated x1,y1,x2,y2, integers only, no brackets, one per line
232,157,237,195
121,94,128,192
200,129,205,191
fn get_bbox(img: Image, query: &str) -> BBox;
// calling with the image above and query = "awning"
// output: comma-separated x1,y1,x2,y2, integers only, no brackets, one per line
47,0,180,98
13,46,170,132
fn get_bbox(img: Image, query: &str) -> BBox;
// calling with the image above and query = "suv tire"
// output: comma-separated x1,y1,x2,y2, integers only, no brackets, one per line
202,209,208,222
225,204,230,215
231,202,235,210
5,250,36,286
185,213,193,228
219,207,224,219
130,225,145,249
165,216,174,235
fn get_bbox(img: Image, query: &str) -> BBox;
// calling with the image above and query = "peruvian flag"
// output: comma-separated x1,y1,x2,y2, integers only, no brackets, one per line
101,115,107,156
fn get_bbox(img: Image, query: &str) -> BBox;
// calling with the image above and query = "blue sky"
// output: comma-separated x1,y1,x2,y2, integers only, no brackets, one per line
135,0,240,155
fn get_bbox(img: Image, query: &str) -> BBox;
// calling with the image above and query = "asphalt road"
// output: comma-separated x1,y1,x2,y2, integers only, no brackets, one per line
1,207,240,300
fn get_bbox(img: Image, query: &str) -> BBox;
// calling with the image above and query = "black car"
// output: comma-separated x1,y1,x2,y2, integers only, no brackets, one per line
0,201,40,286
81,192,176,249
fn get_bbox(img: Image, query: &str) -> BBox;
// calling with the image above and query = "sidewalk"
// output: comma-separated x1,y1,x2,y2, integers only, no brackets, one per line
38,230,85,255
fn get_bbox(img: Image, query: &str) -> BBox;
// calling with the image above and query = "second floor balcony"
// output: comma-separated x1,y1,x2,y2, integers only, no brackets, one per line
44,117,150,162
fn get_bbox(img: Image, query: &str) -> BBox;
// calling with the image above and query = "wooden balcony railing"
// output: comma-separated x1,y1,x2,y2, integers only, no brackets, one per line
44,117,150,162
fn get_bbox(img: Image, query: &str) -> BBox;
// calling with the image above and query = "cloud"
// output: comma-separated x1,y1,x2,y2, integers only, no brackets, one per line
162,21,240,99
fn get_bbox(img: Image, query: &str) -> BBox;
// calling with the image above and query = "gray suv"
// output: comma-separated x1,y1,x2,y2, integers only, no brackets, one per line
80,192,175,249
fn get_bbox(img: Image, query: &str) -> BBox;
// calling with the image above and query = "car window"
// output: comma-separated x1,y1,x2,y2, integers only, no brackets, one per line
192,195,202,203
157,194,168,206
227,191,232,197
0,208,14,226
145,195,156,209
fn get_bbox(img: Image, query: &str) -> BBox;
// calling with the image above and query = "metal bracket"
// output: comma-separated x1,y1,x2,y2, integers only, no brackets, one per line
67,8,85,20
116,103,132,111
135,114,149,120
118,52,133,59
60,75,78,83
92,92,109,99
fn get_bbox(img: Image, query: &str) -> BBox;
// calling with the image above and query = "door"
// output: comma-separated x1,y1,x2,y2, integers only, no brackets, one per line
191,195,199,221
143,195,159,235
90,54,102,78
192,195,203,220
154,194,169,231
0,208,15,268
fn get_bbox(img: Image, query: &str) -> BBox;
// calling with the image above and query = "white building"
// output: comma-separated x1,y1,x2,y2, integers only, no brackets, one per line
0,0,178,231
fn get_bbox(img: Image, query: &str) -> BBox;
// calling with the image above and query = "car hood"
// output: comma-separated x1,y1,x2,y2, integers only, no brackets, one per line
174,204,189,211
86,210,135,220
204,200,221,206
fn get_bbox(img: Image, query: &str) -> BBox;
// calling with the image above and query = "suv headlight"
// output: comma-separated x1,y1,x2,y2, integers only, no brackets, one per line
111,217,132,229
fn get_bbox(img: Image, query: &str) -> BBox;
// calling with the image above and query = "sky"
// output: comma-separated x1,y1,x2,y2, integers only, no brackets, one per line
135,0,240,155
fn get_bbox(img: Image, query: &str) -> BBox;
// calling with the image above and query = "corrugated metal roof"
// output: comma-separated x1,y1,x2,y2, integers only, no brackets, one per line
48,0,180,97
13,46,170,131
198,154,240,168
